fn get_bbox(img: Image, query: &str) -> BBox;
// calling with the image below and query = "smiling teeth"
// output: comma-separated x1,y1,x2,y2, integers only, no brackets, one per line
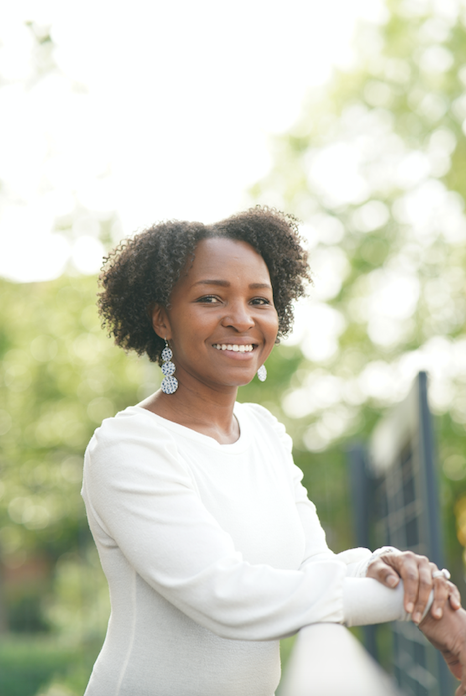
213,344,254,352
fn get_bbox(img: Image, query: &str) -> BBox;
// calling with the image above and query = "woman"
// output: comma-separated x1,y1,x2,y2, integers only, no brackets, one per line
82,207,461,696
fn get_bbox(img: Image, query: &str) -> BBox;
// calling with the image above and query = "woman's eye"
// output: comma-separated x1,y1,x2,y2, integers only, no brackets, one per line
196,295,220,303
251,297,270,306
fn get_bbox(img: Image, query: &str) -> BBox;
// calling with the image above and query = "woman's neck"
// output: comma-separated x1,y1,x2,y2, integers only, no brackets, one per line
139,381,240,445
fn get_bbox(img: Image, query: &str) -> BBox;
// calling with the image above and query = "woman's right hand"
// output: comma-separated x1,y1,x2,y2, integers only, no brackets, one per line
420,604,466,696
367,550,461,623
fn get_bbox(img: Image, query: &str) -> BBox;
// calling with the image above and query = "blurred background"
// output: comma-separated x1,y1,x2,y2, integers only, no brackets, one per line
1,0,466,694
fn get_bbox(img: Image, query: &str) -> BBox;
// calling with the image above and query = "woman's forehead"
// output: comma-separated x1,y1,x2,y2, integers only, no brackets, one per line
184,237,271,281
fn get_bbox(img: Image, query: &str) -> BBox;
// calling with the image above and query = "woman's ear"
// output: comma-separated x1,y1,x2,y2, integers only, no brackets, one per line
151,304,171,340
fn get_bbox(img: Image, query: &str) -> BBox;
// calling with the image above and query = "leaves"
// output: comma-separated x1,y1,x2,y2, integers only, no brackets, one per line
0,274,152,563
251,0,466,570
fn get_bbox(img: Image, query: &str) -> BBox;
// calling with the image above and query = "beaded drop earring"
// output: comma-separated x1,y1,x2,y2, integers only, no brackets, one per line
257,365,267,382
160,340,178,394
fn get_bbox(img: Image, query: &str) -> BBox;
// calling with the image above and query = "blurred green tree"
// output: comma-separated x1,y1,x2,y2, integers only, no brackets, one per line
250,0,466,588
0,274,154,633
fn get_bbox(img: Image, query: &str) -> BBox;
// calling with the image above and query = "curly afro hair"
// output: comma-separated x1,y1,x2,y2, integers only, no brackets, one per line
98,206,311,364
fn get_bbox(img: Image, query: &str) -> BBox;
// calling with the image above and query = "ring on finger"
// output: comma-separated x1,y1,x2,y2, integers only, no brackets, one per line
432,568,451,580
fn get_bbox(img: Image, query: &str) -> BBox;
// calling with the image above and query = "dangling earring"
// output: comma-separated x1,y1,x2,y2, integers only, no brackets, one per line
257,365,267,382
161,340,178,394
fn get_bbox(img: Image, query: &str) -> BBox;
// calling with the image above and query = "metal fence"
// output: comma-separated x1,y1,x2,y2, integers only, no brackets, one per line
348,371,453,696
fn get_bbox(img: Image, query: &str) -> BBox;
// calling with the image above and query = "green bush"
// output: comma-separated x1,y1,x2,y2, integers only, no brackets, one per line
0,636,100,696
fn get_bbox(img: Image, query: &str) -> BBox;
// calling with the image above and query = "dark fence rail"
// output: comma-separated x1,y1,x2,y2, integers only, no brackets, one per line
348,371,453,696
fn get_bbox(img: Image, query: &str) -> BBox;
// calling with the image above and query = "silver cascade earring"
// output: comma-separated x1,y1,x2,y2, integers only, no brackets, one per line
161,340,178,394
257,365,267,382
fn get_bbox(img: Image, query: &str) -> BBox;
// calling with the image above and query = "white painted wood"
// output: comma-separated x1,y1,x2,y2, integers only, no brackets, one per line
278,623,401,696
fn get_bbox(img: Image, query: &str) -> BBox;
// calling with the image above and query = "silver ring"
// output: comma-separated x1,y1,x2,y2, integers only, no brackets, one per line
432,568,451,580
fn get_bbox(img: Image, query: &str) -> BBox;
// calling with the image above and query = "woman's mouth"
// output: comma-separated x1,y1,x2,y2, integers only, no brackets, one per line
212,344,255,353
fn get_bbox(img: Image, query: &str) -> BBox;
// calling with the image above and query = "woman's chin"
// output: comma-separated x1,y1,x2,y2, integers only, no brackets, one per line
208,373,258,391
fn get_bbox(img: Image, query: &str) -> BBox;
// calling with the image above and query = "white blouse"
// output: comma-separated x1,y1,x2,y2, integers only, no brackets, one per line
81,402,406,696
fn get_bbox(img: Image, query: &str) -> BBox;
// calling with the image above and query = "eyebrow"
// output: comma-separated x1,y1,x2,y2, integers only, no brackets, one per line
192,279,272,290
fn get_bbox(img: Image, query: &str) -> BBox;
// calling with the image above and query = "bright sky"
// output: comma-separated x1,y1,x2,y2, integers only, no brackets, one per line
0,0,387,282
3,0,466,458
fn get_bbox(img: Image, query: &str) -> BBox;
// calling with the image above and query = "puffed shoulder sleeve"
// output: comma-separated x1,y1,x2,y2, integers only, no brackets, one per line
82,409,349,640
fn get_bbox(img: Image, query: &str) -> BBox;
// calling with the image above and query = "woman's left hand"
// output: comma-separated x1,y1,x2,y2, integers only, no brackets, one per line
366,550,461,624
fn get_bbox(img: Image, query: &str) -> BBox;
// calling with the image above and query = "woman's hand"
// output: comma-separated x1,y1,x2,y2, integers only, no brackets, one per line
366,550,461,624
420,604,466,696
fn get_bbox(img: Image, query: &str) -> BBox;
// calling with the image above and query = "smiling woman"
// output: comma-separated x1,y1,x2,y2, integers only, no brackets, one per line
82,207,464,696
97,208,309,361
97,208,308,444
148,237,279,435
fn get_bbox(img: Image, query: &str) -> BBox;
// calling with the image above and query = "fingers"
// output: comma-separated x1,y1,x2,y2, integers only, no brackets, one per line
450,582,462,611
374,552,434,623
383,551,431,621
408,556,433,624
366,557,400,588
367,551,461,626
430,564,450,620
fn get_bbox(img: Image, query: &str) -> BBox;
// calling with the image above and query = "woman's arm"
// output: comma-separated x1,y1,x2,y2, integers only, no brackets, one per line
83,418,350,641
291,464,460,626
420,604,466,696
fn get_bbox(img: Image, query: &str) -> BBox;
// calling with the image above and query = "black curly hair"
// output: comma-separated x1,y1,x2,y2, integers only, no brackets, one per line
98,206,311,364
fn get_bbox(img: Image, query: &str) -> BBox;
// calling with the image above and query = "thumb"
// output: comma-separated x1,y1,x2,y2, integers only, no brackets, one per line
367,558,400,588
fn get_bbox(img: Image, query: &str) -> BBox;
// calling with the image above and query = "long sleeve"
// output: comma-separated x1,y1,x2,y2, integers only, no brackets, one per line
82,409,349,642
255,403,373,573
82,404,412,642
252,405,413,627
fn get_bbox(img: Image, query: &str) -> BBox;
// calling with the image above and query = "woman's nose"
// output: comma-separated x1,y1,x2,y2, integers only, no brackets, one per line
221,303,254,331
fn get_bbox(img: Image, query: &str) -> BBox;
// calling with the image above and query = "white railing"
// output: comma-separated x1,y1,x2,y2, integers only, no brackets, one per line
278,623,402,696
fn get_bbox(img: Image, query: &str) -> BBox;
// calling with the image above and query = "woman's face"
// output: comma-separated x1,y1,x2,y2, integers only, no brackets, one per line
153,237,279,392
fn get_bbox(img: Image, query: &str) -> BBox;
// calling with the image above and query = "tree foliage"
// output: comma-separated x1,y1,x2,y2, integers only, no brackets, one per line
251,0,466,586
0,274,152,632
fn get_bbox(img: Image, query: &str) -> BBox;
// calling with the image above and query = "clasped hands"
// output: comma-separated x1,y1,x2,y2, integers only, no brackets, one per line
367,550,466,696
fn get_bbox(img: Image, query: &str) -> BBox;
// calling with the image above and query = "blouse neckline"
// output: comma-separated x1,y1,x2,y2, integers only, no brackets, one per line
130,402,251,452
